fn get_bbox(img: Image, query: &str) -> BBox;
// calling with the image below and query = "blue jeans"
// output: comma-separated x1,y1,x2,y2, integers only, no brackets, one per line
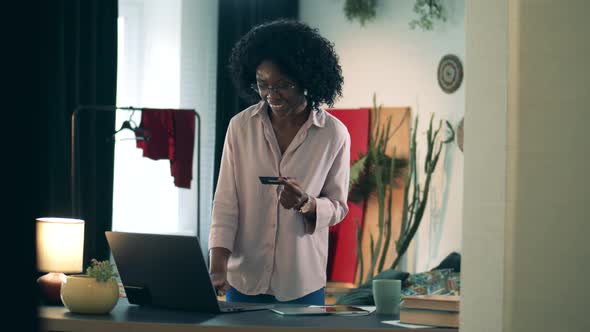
226,287,325,305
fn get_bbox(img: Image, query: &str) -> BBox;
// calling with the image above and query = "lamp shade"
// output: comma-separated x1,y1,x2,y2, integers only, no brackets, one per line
36,217,85,273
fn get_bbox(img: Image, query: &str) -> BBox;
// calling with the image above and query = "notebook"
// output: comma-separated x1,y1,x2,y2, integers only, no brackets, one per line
105,231,274,313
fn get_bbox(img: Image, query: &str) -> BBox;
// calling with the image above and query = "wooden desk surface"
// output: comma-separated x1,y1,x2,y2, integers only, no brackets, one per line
39,299,458,332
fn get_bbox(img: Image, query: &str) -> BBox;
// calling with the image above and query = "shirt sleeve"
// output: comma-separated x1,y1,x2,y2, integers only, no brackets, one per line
209,119,239,252
312,130,351,233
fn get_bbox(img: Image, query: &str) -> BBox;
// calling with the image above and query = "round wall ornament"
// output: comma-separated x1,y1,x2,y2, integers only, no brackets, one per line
437,54,463,93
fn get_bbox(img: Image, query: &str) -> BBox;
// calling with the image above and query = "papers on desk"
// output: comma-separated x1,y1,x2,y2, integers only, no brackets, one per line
351,306,376,314
305,305,374,316
381,320,433,329
309,305,376,312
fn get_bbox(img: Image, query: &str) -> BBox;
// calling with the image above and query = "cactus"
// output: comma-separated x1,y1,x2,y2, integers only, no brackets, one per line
350,94,454,285
390,114,454,270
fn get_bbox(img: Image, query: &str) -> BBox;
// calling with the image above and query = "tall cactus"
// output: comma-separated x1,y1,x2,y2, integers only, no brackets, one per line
350,95,454,285
390,113,454,270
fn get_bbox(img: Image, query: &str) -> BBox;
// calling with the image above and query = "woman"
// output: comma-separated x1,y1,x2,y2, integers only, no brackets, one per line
209,19,350,305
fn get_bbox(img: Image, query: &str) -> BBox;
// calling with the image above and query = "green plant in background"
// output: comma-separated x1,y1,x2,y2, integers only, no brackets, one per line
343,0,377,27
390,111,454,270
348,95,409,285
348,94,455,286
86,259,118,282
337,96,454,305
409,0,447,31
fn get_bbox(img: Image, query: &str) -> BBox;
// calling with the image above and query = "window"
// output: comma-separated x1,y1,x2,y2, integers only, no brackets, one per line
114,0,218,255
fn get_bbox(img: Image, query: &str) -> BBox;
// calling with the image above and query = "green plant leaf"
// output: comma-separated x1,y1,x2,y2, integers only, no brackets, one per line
86,258,118,282
344,0,377,27
349,154,367,193
409,0,447,31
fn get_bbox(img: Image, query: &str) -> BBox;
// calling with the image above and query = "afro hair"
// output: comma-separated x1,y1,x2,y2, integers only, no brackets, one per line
228,19,343,109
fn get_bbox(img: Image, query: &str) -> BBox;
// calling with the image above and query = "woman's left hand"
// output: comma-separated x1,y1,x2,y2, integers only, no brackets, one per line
278,177,308,210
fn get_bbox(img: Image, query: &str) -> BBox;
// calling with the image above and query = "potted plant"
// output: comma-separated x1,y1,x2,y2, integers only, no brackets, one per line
409,0,447,31
343,0,377,27
60,259,119,314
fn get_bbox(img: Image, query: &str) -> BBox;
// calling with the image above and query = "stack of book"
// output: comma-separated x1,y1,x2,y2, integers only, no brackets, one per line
399,295,460,328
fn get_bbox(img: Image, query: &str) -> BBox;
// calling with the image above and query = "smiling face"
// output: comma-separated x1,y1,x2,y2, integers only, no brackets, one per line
255,60,307,115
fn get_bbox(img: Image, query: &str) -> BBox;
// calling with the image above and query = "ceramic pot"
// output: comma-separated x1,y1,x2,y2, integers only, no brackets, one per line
60,275,119,314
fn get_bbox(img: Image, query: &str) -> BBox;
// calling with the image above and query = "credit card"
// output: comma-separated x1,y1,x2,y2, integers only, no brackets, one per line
259,176,282,185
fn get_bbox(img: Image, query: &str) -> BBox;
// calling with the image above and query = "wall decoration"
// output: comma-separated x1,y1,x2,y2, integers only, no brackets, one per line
437,54,463,94
343,0,377,27
457,117,464,152
409,0,447,31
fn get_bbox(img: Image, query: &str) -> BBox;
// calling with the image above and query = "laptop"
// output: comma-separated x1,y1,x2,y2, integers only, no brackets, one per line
105,231,275,313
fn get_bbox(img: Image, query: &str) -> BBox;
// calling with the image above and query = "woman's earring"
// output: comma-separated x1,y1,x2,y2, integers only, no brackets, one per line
303,89,308,96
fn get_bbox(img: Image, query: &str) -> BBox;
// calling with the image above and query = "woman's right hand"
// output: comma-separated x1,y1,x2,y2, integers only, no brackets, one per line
210,271,230,297
209,247,231,296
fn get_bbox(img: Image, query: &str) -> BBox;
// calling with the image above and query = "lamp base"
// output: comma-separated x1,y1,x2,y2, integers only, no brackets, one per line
38,272,66,305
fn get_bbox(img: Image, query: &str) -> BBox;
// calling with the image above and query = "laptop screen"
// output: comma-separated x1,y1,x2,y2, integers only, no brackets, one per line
105,231,221,313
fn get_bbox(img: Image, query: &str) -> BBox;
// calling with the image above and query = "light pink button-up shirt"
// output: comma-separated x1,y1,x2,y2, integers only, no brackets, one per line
209,101,350,301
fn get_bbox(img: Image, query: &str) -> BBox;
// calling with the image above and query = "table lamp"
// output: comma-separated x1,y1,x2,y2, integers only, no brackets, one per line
36,217,85,304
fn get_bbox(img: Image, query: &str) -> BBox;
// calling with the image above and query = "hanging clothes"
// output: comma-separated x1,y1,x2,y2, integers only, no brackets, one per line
136,109,195,189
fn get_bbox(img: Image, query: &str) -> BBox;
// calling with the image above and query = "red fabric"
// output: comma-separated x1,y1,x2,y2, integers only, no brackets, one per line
136,109,195,189
326,108,371,283
136,111,170,159
170,111,195,188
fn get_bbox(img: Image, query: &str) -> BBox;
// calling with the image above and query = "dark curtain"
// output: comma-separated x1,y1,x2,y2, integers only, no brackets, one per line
213,0,298,188
40,0,118,266
7,1,47,327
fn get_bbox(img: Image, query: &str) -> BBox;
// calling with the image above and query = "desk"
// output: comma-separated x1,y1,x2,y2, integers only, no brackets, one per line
39,299,458,332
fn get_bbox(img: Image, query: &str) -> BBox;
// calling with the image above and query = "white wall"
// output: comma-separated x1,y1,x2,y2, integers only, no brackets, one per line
462,0,508,331
464,1,590,331
300,0,465,272
504,1,590,331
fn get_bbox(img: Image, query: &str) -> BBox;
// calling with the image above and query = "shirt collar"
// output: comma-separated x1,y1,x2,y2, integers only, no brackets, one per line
251,101,326,128
250,101,266,118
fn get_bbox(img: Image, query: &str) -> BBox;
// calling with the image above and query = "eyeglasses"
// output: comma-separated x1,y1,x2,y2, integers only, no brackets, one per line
251,82,296,95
